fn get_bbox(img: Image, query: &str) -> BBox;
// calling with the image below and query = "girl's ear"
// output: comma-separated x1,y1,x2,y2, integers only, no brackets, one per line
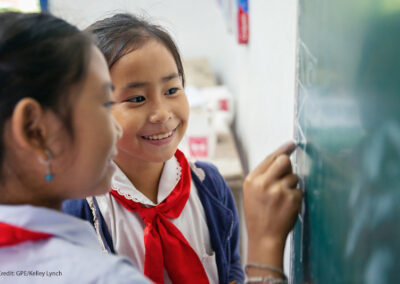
10,98,49,159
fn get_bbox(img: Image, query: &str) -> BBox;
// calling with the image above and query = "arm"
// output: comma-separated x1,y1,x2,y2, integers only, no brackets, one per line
193,161,245,283
224,180,245,283
243,141,303,280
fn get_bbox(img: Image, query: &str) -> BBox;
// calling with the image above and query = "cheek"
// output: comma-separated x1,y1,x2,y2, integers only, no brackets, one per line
112,109,141,142
46,117,71,154
177,96,190,123
102,116,116,151
49,127,76,171
78,113,113,164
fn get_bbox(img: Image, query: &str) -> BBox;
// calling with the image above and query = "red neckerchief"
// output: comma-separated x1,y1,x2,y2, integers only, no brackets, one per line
0,222,52,247
110,149,209,284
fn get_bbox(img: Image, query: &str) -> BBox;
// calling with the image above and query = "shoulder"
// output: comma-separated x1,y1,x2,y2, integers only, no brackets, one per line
85,252,150,283
62,198,89,213
54,235,150,283
0,237,149,283
48,238,150,283
62,198,93,223
190,160,231,202
190,160,222,181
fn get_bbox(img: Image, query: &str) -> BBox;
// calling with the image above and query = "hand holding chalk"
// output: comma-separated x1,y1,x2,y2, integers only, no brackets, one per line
243,141,303,269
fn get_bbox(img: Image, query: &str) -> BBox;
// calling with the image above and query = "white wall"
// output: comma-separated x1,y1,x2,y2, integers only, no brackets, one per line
49,0,232,80
50,0,298,273
239,1,298,171
50,0,297,170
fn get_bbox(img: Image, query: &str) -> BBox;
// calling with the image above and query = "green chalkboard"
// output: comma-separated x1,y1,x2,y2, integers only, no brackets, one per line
291,1,400,283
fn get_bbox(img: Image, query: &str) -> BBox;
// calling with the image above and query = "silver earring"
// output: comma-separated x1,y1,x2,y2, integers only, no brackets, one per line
39,150,53,182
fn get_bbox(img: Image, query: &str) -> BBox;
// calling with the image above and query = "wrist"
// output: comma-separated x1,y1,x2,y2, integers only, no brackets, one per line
247,237,285,269
245,263,287,281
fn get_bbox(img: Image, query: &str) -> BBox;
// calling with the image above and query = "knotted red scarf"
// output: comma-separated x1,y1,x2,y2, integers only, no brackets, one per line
110,149,209,284
0,222,52,247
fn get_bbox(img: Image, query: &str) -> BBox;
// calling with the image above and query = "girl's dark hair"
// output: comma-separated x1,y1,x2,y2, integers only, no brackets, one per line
0,12,93,168
86,13,185,86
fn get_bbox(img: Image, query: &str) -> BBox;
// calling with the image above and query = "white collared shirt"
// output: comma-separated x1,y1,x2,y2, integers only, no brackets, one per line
96,155,219,284
0,204,150,284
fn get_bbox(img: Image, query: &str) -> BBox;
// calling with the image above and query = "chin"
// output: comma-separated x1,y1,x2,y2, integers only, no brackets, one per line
93,182,111,196
144,150,176,163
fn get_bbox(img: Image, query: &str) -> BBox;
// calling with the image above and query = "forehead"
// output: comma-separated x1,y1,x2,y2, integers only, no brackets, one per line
87,46,111,85
110,39,178,81
76,46,111,97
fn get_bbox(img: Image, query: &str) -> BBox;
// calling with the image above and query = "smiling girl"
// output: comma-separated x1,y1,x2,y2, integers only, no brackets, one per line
63,14,244,284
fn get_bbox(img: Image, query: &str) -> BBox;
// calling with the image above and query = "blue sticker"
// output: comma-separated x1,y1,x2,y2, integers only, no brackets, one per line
238,0,248,12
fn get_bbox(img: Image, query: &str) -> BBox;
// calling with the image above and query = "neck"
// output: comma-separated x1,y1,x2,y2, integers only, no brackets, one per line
0,181,62,211
114,155,165,204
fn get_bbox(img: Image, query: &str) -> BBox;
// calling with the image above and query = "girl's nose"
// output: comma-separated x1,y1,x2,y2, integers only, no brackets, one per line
149,105,172,124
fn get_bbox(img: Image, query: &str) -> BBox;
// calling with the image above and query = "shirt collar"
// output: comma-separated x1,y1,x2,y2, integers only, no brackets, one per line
111,155,181,206
0,204,101,250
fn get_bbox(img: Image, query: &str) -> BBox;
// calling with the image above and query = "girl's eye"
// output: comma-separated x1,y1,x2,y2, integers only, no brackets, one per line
126,96,146,103
104,101,116,108
165,88,179,96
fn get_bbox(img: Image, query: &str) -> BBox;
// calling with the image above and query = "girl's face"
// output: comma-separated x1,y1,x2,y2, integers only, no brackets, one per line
110,39,189,164
3,44,121,208
54,46,120,199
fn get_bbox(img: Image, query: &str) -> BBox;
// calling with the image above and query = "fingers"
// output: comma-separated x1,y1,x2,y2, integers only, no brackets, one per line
281,173,299,189
279,173,303,214
289,188,304,214
278,140,297,155
262,154,293,184
250,141,296,176
273,181,303,214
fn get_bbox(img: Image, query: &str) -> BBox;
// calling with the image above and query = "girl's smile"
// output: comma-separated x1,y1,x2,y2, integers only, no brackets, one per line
141,125,178,145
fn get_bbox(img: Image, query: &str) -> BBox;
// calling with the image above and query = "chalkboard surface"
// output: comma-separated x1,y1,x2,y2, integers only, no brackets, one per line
291,1,400,283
